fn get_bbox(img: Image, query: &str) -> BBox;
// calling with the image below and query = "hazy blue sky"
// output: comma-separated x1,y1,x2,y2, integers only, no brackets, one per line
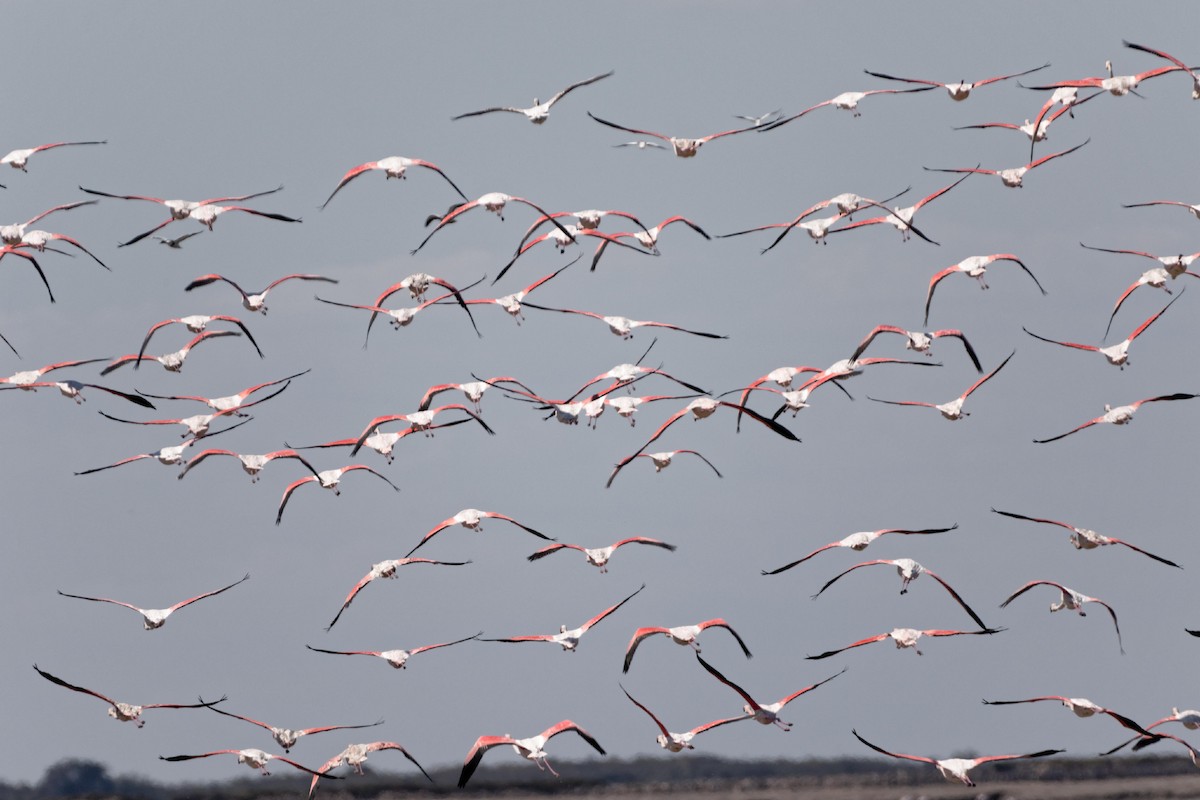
4,0,1200,788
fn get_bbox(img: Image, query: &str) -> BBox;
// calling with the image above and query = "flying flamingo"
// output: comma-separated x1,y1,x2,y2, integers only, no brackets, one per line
493,225,653,285
73,422,250,476
122,200,301,246
863,62,1050,100
625,449,723,481
33,665,223,727
0,379,154,408
1122,198,1200,223
1122,39,1200,99
596,394,699,429
955,102,1078,143
586,215,711,271
457,720,606,787
0,200,98,245
18,230,109,270
348,404,494,455
1023,60,1184,97
828,173,972,243
482,584,643,651
320,156,467,210
867,350,1014,421
587,111,758,157
759,86,936,128
696,654,845,731
851,729,1062,787
365,272,478,340
1024,293,1181,369
521,301,728,341
307,741,432,799
406,508,553,558
806,627,1004,659
306,632,481,669
1000,579,1124,653
78,184,283,245
1033,393,1198,443
101,330,246,375
528,536,676,573
623,619,752,673
620,685,748,752
990,508,1180,567
719,193,923,252
453,70,613,124
177,448,319,482
762,524,958,575
275,465,400,525
184,272,338,315
460,258,578,325
287,419,472,465
136,369,307,414
516,208,650,250
924,254,1045,325
812,558,989,631
1,357,107,389
925,138,1089,188
982,696,1159,738
411,192,574,255
419,376,539,412
159,749,331,778
1079,243,1199,336
1104,708,1200,756
316,284,483,344
205,705,383,753
325,557,473,630
1,140,105,173
57,574,249,630
136,314,263,364
105,387,297,440
851,324,982,371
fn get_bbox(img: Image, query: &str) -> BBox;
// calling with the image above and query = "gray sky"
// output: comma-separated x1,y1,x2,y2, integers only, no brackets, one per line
5,0,1200,787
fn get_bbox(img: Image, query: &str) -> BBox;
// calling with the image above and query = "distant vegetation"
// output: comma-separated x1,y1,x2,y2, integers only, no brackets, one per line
5,753,1200,799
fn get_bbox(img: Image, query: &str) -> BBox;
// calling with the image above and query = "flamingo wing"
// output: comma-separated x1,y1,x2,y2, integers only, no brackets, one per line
851,730,937,766
320,161,380,209
806,632,892,660
167,573,250,613
579,584,644,632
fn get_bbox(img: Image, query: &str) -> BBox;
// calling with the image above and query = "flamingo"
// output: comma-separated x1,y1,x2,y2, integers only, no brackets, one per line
79,184,283,245
348,404,494,454
365,272,478,339
585,215,711,272
620,684,748,752
517,208,651,248
0,379,155,408
521,301,728,341
0,200,98,245
57,574,249,630
1,140,105,172
325,558,473,631
136,314,263,364
1122,198,1200,222
829,173,972,243
587,111,757,157
288,420,473,465
528,536,677,573
1079,243,1200,335
320,156,467,210
205,705,383,753
852,729,1062,787
1023,60,1184,97
493,225,653,285
959,89,1100,161
599,394,699,429
100,330,248,375
607,397,800,488
307,741,432,799
482,584,643,651
406,508,553,558
759,86,936,128
460,258,578,325
1000,579,1124,653
925,138,1089,188
275,465,400,525
851,324,982,371
184,273,338,315
177,447,319,483
812,558,989,631
778,356,942,416
991,508,1179,567
419,376,539,412
696,654,845,731
623,619,752,673
863,63,1050,100
1122,40,1200,99
306,632,481,669
1033,393,1198,444
457,720,606,787
807,627,1004,659
867,350,1014,421
316,284,482,345
0,357,107,389
74,422,250,476
1104,708,1200,756
762,524,958,575
718,208,852,250
924,253,1045,325
982,696,1159,738
627,449,723,480
1024,293,1181,369
18,230,109,270
729,365,830,430
160,749,331,778
136,369,306,413
453,70,613,124
33,665,223,727
411,192,574,255
122,200,301,246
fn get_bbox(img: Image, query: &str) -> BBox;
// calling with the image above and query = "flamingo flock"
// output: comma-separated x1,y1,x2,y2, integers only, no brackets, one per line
14,8,1200,795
